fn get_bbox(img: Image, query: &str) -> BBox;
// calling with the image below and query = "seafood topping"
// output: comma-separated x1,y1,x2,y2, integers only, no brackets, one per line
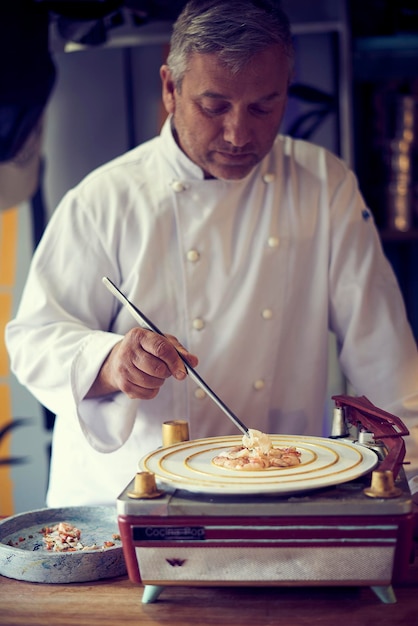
212,429,301,471
40,522,120,552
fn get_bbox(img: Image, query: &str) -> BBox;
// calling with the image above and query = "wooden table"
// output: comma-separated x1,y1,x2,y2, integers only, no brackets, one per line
1,548,417,626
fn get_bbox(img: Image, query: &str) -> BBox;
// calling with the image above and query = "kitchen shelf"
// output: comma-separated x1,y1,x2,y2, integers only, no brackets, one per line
350,17,418,340
352,34,418,80
354,33,418,53
379,230,418,242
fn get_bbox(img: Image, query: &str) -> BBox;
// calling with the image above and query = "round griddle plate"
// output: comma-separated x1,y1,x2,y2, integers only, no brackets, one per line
139,435,378,495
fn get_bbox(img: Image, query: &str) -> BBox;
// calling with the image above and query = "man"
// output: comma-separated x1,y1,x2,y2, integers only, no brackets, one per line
6,0,418,508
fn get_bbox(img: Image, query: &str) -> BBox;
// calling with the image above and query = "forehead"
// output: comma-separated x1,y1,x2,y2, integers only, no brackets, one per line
181,45,290,98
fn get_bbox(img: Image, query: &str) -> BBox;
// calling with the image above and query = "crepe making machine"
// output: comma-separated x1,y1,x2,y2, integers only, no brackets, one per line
116,395,415,604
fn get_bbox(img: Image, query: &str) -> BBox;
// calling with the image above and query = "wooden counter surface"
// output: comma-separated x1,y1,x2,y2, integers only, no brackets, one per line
1,550,417,626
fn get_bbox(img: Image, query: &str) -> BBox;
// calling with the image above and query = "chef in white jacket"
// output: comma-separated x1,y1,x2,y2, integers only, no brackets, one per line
5,0,418,508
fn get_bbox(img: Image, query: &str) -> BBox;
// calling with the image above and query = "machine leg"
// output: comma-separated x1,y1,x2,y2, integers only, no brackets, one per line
370,585,397,604
142,585,165,603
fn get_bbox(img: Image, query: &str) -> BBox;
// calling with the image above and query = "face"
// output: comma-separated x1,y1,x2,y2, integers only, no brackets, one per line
160,45,290,180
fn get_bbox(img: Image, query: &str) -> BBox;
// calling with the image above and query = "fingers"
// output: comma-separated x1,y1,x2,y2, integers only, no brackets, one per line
164,334,199,369
110,328,198,400
132,331,182,379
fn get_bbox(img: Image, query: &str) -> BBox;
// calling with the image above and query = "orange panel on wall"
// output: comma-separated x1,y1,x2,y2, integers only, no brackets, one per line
0,207,18,286
0,293,12,378
0,206,18,516
0,383,14,515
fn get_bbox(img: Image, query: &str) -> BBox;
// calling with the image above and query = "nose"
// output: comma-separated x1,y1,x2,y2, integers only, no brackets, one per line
222,109,252,147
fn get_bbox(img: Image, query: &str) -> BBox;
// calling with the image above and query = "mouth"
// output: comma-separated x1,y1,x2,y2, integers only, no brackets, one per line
215,150,256,164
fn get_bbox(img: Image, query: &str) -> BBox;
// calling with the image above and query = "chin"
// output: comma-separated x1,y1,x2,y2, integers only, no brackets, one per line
205,163,256,181
219,169,254,181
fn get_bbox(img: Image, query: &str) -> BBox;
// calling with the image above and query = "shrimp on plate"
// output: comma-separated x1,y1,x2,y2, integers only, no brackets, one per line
212,429,301,471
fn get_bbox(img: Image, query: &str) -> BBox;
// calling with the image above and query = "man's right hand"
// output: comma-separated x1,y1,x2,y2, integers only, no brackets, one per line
86,327,199,400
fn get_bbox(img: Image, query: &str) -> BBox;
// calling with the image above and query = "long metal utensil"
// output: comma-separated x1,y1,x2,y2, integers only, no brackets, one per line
102,276,249,436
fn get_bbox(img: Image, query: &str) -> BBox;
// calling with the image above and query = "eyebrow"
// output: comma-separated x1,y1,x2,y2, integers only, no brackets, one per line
198,90,282,102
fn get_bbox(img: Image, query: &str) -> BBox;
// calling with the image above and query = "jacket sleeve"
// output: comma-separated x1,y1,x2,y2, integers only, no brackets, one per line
5,189,139,452
327,156,418,483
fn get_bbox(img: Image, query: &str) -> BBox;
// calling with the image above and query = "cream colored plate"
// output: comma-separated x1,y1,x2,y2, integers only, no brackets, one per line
139,435,379,495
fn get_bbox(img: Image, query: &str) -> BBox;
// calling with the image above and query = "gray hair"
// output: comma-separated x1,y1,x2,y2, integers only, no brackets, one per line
167,0,294,89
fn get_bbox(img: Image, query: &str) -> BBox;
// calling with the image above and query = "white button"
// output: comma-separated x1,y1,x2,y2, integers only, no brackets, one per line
192,318,205,331
253,379,265,391
261,308,273,320
267,236,279,248
263,173,276,183
187,249,200,263
171,180,185,192
194,388,206,400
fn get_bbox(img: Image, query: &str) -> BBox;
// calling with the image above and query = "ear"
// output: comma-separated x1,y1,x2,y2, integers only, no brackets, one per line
160,65,176,114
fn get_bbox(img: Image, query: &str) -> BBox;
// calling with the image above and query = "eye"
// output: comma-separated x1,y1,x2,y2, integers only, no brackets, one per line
249,104,272,116
202,104,228,117
199,101,230,117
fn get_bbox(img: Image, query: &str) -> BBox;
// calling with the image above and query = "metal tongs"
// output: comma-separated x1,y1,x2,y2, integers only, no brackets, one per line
102,276,249,436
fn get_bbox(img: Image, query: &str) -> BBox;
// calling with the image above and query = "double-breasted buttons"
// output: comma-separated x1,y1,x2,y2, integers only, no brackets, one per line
192,317,205,331
194,388,206,400
267,236,279,248
263,173,276,184
253,379,265,391
171,180,186,193
187,249,200,263
261,308,273,320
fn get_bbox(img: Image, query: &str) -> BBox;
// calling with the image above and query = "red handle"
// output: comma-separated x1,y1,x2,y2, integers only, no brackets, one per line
332,395,409,478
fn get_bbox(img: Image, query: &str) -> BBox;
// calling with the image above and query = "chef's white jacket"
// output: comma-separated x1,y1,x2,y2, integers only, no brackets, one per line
6,117,418,506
